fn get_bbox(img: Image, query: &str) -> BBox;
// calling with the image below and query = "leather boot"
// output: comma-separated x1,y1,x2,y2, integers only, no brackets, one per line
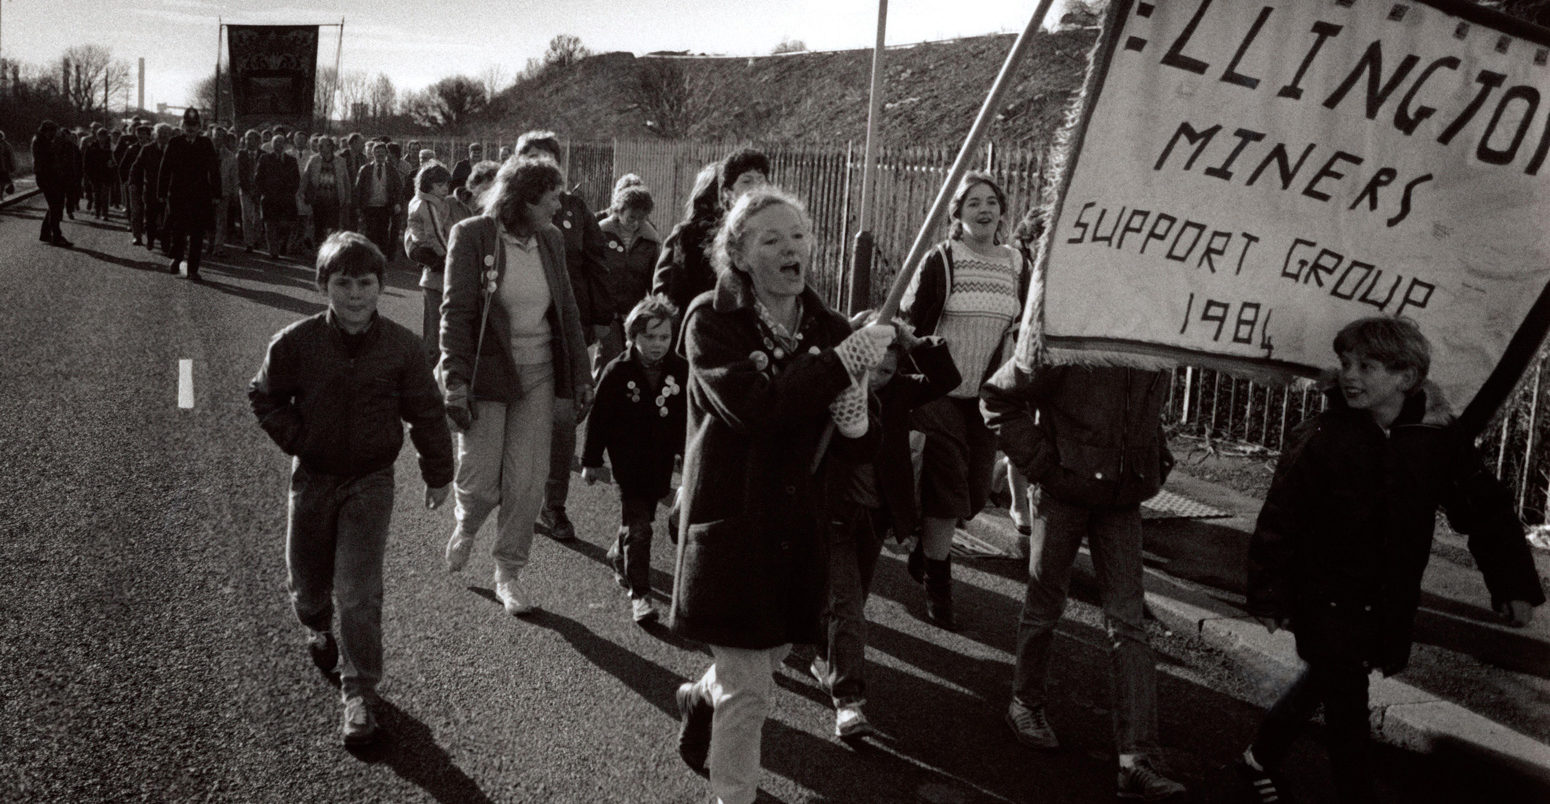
923,556,955,630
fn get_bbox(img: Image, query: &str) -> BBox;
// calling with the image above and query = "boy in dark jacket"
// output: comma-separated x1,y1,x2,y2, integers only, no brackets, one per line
248,232,454,748
581,295,688,624
1240,317,1543,803
811,315,960,740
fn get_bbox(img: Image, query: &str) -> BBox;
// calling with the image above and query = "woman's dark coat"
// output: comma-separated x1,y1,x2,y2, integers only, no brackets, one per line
670,271,880,649
598,216,662,318
438,214,591,405
255,150,300,220
651,218,718,325
1246,385,1545,675
158,133,220,231
581,348,688,501
31,133,61,194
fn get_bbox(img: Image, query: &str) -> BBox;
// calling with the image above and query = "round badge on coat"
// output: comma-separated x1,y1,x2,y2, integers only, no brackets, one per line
563,219,573,229
483,255,495,267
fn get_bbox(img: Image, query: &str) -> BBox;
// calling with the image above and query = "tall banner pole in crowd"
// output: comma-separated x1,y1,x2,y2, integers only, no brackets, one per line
330,18,344,133
812,0,1056,472
874,0,1056,322
214,18,222,121
847,0,888,316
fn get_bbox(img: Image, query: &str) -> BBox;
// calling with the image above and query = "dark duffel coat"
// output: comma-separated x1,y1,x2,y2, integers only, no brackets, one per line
1246,384,1545,675
651,218,718,326
581,347,688,501
158,133,220,231
669,272,881,649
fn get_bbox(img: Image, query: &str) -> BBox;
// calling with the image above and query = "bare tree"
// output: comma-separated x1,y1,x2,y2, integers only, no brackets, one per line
770,38,807,55
479,63,511,100
189,72,234,117
634,59,711,139
542,34,591,69
337,70,372,122
62,45,130,113
367,73,397,121
408,75,488,132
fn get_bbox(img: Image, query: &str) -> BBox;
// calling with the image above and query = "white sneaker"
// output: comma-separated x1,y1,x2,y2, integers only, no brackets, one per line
444,529,474,573
631,596,658,624
835,702,875,739
495,577,536,615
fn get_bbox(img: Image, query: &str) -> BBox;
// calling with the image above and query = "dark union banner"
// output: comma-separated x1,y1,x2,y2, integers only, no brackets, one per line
227,25,319,130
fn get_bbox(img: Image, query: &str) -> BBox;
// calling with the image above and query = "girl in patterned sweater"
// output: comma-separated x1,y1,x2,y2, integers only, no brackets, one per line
899,171,1031,628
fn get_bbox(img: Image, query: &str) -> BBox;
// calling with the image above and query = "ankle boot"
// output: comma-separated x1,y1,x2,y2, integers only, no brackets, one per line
923,557,955,629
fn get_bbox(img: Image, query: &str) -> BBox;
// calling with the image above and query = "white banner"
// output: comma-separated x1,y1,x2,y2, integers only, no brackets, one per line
1034,0,1550,428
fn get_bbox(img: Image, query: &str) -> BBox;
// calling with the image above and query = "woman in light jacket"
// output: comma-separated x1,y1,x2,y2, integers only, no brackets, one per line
438,157,593,616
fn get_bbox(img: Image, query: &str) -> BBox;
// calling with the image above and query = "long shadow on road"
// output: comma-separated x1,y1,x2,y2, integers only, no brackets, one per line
348,697,496,804
197,274,328,317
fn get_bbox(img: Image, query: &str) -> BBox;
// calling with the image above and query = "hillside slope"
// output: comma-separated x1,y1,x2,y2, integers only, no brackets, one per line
491,29,1099,148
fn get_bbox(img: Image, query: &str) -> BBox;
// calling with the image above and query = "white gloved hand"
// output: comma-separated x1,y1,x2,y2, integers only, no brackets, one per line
834,323,895,379
829,377,869,438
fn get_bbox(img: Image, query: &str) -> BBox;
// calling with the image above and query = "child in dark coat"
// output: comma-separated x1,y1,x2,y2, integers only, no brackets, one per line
581,295,689,624
811,315,960,739
1241,316,1544,803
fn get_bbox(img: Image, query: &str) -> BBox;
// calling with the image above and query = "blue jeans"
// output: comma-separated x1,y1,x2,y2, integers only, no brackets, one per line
286,462,395,699
1011,493,1159,754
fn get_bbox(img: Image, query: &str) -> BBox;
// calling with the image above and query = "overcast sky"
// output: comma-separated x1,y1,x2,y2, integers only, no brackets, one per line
1,0,1075,110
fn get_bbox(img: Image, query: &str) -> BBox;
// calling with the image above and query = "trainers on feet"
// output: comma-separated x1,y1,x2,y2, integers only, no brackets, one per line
808,656,830,690
1116,757,1186,801
1006,699,1060,750
631,596,658,624
835,702,875,739
494,577,536,615
444,529,474,572
675,681,712,775
341,694,379,746
1234,759,1281,803
537,508,576,541
307,629,338,675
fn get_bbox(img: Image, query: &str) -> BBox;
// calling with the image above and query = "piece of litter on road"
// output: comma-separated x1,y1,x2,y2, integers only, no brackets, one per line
178,359,194,409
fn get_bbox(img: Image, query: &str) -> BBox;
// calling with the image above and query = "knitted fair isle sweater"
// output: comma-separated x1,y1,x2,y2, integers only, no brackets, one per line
934,240,1021,397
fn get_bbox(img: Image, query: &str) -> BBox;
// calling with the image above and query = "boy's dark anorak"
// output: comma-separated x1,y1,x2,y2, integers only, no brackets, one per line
249,311,454,487
980,363,1173,508
1247,385,1545,674
581,348,688,501
670,273,881,649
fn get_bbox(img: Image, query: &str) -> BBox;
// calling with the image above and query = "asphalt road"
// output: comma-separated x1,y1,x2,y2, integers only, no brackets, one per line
0,198,1529,803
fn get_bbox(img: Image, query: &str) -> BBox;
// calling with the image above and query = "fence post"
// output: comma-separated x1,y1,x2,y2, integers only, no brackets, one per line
1180,367,1193,425
1518,361,1543,516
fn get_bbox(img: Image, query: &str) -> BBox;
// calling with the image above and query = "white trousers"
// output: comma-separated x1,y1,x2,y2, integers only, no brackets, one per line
452,363,555,582
695,643,791,804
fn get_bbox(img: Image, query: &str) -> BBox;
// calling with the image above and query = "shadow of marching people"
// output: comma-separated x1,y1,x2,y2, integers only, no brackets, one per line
345,697,497,804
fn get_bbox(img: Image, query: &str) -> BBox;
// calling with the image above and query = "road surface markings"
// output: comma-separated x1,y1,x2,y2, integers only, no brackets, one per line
178,360,194,409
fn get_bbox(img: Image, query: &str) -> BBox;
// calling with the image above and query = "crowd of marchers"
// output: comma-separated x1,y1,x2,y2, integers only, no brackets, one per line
22,109,1538,804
